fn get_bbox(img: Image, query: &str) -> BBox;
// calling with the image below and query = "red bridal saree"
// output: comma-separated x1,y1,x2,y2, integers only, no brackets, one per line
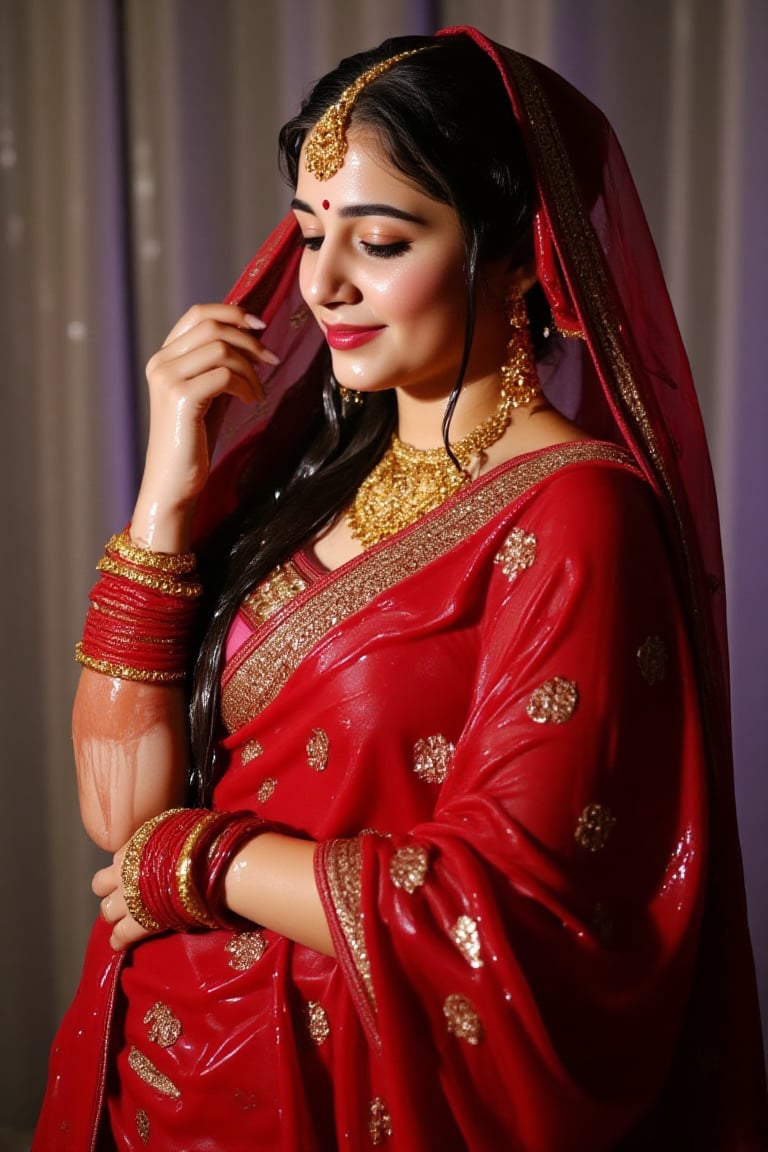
34,26,767,1152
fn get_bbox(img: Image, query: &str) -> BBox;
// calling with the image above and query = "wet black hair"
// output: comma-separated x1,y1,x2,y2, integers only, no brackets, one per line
190,33,550,797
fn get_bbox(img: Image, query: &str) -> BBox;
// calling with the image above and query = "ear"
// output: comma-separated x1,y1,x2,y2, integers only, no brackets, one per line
505,258,538,297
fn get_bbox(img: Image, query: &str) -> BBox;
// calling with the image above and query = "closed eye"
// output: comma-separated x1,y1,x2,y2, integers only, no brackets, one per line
360,241,410,259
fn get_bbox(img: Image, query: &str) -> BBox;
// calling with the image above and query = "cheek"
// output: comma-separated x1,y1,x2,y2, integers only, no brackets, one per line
372,261,466,323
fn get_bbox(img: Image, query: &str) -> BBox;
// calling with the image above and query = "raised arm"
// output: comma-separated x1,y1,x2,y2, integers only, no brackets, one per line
74,304,275,850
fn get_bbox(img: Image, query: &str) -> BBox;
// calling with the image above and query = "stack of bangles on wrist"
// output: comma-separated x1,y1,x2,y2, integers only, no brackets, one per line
75,528,202,682
121,808,271,932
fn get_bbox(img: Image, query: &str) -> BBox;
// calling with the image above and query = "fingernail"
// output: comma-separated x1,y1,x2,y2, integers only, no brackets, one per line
244,314,266,330
259,348,281,366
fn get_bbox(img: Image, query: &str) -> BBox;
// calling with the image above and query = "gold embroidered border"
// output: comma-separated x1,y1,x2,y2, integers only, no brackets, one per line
221,442,632,731
321,837,375,1010
504,52,663,474
505,50,721,811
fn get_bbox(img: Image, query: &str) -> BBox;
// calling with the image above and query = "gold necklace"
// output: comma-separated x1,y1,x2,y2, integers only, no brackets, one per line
346,388,513,548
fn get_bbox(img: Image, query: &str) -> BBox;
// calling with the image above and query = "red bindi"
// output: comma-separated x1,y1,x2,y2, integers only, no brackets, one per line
322,199,330,210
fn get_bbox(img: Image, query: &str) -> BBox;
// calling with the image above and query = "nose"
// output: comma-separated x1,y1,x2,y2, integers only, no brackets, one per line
302,238,362,311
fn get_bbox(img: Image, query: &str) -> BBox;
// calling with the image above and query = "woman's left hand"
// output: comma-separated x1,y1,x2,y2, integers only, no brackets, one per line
93,849,154,952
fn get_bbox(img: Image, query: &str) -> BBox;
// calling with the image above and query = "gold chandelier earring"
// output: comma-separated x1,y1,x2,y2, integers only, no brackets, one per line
500,291,540,408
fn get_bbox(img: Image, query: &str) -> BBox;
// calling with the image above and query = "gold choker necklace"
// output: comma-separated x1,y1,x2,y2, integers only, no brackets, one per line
346,389,513,548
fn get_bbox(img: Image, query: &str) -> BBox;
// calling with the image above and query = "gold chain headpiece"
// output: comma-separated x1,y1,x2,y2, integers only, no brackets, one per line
304,48,428,181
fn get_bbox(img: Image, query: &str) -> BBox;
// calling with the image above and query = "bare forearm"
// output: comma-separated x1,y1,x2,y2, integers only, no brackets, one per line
224,834,335,957
73,669,189,851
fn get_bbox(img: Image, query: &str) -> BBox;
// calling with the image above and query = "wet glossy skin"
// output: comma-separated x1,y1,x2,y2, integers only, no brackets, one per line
292,128,511,428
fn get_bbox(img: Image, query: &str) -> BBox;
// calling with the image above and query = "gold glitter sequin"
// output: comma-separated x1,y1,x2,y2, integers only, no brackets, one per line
127,1046,181,1099
368,1096,393,1146
241,739,264,765
304,1000,331,1045
256,777,277,803
306,728,330,771
443,994,483,1045
143,1002,182,1048
136,1109,150,1145
389,844,429,894
450,916,484,969
320,838,376,1010
221,443,632,733
637,635,668,685
413,734,454,784
575,803,616,852
241,561,308,629
493,526,537,580
526,677,579,724
225,930,268,971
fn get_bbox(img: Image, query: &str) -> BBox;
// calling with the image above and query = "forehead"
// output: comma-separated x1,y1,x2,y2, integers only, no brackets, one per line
295,128,438,211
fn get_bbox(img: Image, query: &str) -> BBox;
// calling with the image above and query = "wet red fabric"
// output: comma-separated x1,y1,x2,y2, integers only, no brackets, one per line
34,27,766,1152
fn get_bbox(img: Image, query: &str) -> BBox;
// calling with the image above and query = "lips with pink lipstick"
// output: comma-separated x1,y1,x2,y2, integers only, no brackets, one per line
323,324,385,350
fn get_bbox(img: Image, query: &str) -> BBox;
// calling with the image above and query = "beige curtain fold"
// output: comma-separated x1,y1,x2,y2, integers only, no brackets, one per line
1,0,765,1143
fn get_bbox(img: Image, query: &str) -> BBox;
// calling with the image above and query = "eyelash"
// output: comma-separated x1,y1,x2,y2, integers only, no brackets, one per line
299,236,410,260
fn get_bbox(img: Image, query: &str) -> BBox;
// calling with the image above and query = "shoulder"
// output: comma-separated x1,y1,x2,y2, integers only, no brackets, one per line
487,446,670,593
490,443,658,544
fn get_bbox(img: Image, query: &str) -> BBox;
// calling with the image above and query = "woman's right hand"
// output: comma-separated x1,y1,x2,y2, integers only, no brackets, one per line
130,303,279,550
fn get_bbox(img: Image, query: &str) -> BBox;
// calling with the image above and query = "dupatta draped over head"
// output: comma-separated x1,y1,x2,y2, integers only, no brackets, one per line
34,26,766,1152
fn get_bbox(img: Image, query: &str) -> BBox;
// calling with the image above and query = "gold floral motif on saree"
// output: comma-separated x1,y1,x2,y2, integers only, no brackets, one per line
368,1096,393,1145
127,1046,180,1099
413,734,454,784
225,930,268,971
637,635,668,684
389,844,429,894
493,526,537,580
450,916,484,969
575,803,616,852
256,777,277,803
304,999,331,1045
443,994,483,1045
143,1001,182,1048
136,1109,150,1145
289,305,311,328
241,738,264,765
526,676,579,724
306,727,330,771
221,444,635,733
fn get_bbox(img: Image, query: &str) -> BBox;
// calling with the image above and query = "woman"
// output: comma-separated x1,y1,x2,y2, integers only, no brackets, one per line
34,26,767,1152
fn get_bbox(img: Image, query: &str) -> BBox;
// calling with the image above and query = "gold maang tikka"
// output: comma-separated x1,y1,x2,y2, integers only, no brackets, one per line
501,291,540,407
304,49,428,181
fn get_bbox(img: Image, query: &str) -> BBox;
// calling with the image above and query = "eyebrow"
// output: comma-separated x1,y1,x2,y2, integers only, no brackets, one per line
290,198,425,225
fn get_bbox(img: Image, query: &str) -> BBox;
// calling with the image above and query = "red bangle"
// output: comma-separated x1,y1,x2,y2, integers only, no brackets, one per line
122,808,271,934
75,528,203,683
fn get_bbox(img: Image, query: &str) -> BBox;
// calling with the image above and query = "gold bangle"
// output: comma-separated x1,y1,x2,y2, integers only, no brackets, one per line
96,556,203,598
74,644,189,683
175,813,221,928
107,530,198,576
121,809,186,931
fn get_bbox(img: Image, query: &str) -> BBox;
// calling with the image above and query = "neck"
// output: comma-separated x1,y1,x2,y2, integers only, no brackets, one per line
394,372,504,448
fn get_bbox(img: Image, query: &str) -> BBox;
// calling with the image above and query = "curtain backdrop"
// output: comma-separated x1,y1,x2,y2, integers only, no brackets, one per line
1,0,765,1144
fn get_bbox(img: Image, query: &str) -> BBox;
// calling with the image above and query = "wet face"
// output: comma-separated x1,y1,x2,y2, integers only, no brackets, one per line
292,130,508,399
